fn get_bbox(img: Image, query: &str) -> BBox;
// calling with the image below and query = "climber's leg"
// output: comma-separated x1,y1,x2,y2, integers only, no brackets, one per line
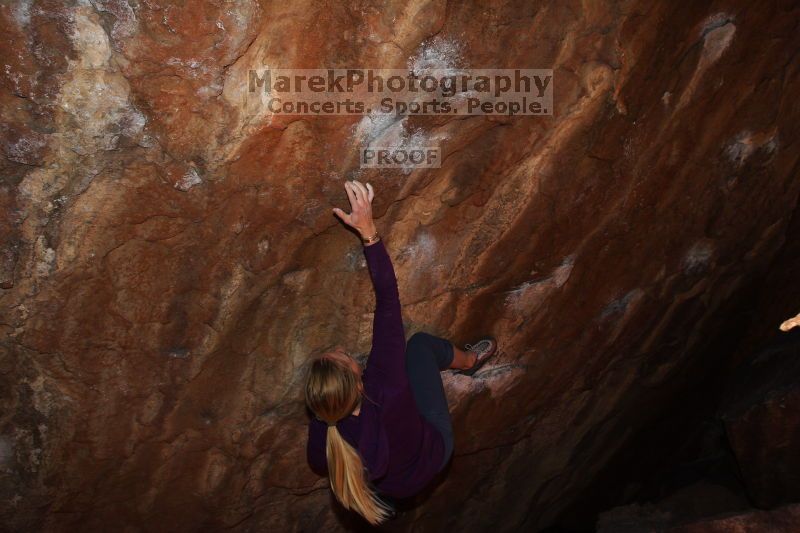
405,332,455,472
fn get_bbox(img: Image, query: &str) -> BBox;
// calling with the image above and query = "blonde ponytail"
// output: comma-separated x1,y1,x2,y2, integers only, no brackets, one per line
326,425,395,525
306,355,395,525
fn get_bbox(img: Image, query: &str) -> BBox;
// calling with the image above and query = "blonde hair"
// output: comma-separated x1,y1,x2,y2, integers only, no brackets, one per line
305,355,394,526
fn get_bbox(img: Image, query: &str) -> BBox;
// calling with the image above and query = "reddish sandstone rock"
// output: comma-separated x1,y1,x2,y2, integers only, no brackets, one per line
597,481,751,532
669,504,800,533
1,1,799,532
597,486,800,533
722,333,800,508
726,387,800,505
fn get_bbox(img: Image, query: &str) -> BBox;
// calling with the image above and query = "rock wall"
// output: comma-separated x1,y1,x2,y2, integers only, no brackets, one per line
600,502,800,533
671,504,800,533
1,1,799,531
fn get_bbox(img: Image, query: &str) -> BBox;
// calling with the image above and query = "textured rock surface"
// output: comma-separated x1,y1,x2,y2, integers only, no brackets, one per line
600,502,800,533
722,332,800,509
596,481,751,532
668,504,800,533
1,1,800,532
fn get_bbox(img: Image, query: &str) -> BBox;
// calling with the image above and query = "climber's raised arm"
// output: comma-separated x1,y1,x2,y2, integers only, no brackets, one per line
333,180,407,386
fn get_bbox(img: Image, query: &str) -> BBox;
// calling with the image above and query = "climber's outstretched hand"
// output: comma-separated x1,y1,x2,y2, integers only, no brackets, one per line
332,180,377,238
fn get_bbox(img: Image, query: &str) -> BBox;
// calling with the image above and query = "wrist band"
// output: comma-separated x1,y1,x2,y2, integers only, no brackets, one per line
361,230,380,245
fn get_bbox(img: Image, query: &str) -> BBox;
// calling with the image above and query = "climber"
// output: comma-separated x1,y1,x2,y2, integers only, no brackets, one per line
304,179,498,526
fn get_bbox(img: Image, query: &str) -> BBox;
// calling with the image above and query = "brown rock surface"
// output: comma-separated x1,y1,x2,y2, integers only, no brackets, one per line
668,503,800,533
1,1,799,532
722,334,800,509
596,481,751,532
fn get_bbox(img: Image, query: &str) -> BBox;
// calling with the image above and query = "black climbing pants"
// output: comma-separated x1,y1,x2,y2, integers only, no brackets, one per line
405,331,455,473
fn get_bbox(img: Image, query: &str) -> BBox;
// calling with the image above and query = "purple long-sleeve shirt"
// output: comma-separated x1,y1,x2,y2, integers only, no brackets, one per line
306,238,445,499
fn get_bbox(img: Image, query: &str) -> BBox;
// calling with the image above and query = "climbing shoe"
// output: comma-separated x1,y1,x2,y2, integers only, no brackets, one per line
456,336,498,376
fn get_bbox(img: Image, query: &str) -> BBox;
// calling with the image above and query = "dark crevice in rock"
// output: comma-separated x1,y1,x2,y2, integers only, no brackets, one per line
549,192,800,531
